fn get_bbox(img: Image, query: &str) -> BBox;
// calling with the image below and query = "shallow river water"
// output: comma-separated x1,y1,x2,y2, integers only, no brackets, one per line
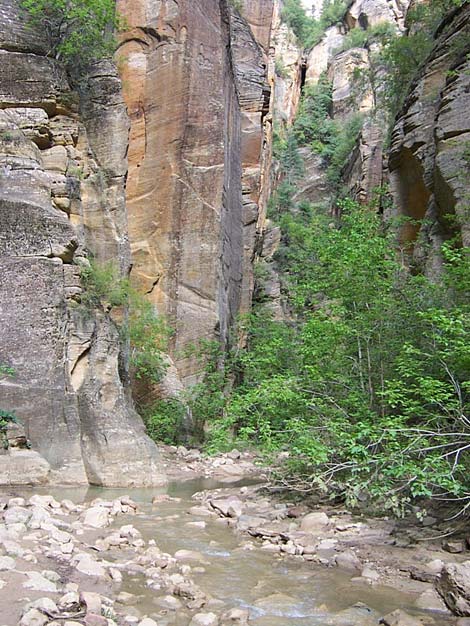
8,479,455,626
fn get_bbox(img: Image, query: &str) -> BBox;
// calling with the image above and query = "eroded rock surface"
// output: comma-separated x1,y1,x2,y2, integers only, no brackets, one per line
117,0,272,386
388,3,470,273
0,0,164,487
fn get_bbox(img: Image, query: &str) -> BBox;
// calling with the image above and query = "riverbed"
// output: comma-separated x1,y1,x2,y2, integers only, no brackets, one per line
0,476,459,626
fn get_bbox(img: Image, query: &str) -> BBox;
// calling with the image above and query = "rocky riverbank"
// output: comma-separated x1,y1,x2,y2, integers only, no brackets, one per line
1,448,469,626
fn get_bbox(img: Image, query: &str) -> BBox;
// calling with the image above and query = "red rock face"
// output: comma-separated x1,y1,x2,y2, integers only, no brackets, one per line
117,0,272,384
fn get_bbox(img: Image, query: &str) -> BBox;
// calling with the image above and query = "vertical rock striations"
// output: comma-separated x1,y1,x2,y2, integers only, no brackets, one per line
0,0,165,486
117,0,273,385
388,3,470,273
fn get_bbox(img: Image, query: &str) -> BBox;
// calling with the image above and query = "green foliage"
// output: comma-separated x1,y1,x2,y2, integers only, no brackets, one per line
184,340,229,443
0,410,19,450
20,0,123,73
273,75,364,202
204,195,470,515
281,0,348,48
375,0,468,122
293,73,335,153
127,291,171,384
80,260,129,309
335,22,396,54
0,364,15,378
228,0,243,13
142,398,187,445
275,57,289,79
79,260,170,384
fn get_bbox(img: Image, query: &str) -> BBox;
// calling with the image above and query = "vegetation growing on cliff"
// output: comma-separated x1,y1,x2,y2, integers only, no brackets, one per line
80,260,170,384
20,0,122,72
281,0,349,48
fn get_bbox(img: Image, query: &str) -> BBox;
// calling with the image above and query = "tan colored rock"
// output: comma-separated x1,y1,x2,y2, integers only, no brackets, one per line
41,145,68,173
0,0,165,487
118,0,271,387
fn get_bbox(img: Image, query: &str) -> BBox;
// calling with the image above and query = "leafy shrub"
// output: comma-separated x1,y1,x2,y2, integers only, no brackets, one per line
20,0,123,74
79,260,170,384
375,0,468,123
142,399,187,445
204,196,470,516
0,410,18,450
281,0,348,48
0,367,18,450
228,0,243,13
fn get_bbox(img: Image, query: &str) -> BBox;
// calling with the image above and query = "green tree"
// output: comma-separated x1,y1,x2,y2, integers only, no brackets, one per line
21,0,122,72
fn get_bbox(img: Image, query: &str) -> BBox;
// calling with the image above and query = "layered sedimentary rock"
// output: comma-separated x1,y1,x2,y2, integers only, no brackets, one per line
0,0,164,486
388,3,470,273
117,0,272,385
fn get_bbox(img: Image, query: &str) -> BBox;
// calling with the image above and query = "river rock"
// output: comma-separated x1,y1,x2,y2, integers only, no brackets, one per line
327,602,378,625
84,614,107,626
415,588,449,612
156,595,183,610
29,505,51,528
80,591,102,614
117,591,143,606
221,607,249,623
210,498,243,519
335,549,362,571
436,561,470,615
138,619,159,626
255,592,297,610
19,608,48,626
380,609,424,626
300,512,330,532
23,571,57,592
50,527,73,543
28,494,57,508
362,565,381,582
4,505,31,525
189,613,219,626
74,553,106,577
443,539,466,554
82,507,109,528
26,597,58,613
0,555,15,570
174,549,206,563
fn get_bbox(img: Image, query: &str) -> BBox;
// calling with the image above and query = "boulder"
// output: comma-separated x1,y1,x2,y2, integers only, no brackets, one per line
210,497,243,519
19,609,48,626
189,613,219,626
414,588,449,612
23,571,57,592
300,512,330,533
0,555,15,571
82,507,109,529
74,553,106,577
335,550,362,572
436,561,470,616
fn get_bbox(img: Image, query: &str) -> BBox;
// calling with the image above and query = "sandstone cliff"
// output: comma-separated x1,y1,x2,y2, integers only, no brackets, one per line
117,0,273,387
1,0,469,486
0,0,164,486
389,2,470,274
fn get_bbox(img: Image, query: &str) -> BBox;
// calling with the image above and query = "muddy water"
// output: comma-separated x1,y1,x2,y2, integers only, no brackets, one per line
25,478,454,626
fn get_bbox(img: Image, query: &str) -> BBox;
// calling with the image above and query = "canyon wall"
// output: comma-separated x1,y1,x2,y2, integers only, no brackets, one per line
117,0,273,387
0,0,164,486
1,0,469,485
388,2,470,274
